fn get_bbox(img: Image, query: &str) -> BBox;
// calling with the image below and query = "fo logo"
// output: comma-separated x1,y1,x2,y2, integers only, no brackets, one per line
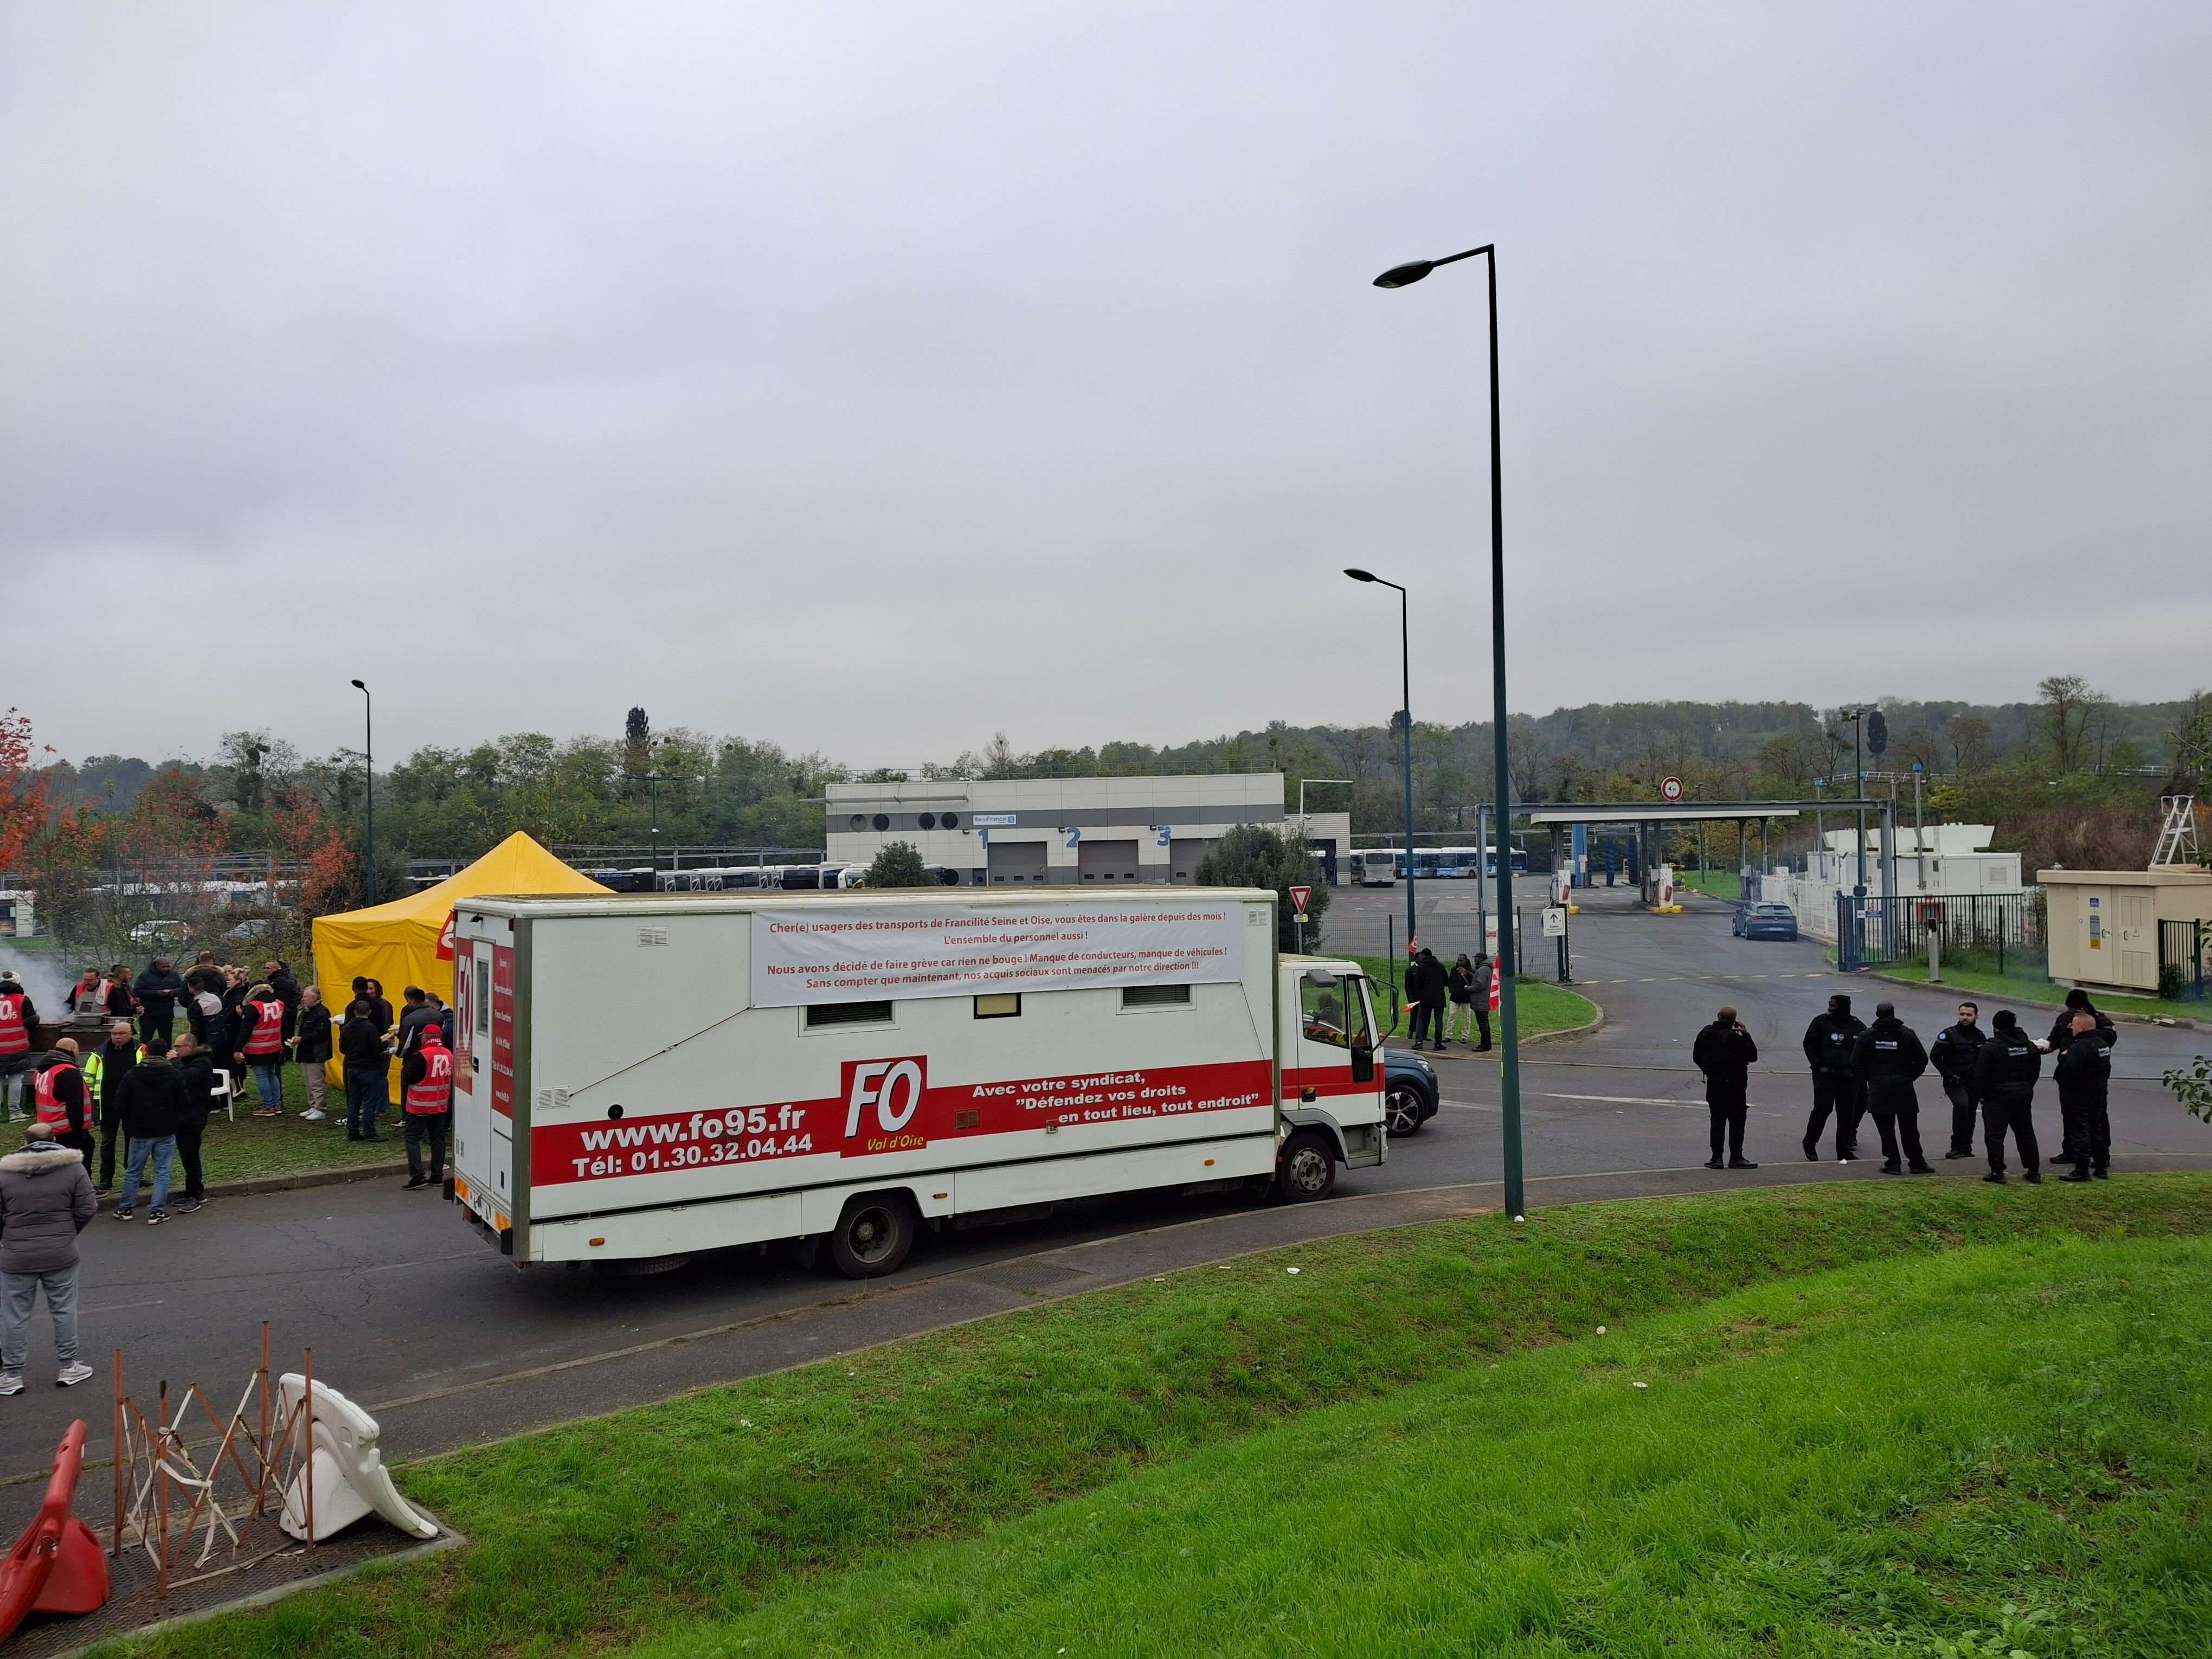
842,1058,928,1142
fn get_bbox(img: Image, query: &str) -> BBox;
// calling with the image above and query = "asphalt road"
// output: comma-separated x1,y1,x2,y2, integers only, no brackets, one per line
5,881,2204,1478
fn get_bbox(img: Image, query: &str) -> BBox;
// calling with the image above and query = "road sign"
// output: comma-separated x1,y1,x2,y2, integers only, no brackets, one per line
1661,776,1684,802
1541,906,1566,938
1289,885,1311,916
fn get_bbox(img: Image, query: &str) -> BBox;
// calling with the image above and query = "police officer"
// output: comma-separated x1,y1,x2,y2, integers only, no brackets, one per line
1692,1005,1759,1170
1800,993,1867,1161
2054,1010,2113,1182
1970,1009,2042,1184
1930,1000,1985,1160
1853,1001,1934,1175
2047,989,2117,1168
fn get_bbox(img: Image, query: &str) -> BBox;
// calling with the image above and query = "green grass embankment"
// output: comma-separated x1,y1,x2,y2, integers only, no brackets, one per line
1877,959,2205,1024
653,1233,2212,1657
115,1174,2212,1659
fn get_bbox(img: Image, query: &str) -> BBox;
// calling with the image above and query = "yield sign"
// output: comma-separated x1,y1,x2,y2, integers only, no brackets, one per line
1289,885,1312,916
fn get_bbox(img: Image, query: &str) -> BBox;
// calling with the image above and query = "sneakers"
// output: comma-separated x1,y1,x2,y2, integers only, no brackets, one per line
300,1109,326,1122
56,1362,93,1388
253,1107,283,1118
403,1175,428,1190
175,1196,205,1214
0,1372,21,1397
1943,1150,1973,1160
1982,1172,2006,1185
113,1207,134,1221
147,1209,169,1225
2061,1168,2092,1183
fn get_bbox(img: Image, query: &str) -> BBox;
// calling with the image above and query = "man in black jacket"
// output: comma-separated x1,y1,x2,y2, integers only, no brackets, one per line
1853,1002,1934,1175
170,1034,216,1213
84,1021,138,1192
1928,1001,1985,1160
1692,1006,1759,1170
1970,1009,2042,1184
1409,949,1448,1051
1800,993,1867,1161
2054,1010,2113,1181
339,1000,390,1142
264,960,303,1041
2047,989,2117,1167
112,1037,189,1222
132,958,188,1046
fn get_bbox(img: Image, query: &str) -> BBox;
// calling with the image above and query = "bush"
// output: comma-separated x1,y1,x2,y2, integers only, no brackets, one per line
1193,824,1327,950
858,841,936,888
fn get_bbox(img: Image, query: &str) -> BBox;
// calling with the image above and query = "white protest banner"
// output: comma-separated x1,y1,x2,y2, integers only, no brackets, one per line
751,899,1248,1007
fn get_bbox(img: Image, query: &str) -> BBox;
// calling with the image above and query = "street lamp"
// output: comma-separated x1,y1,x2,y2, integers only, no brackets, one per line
1343,570,1417,967
1372,241,1525,1220
349,679,375,908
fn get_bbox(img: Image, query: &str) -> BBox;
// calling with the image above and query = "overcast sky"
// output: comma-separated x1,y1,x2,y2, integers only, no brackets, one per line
5,3,2207,772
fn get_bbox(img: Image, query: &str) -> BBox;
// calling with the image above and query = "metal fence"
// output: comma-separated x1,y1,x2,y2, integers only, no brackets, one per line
1835,891,2048,975
2160,918,2209,1001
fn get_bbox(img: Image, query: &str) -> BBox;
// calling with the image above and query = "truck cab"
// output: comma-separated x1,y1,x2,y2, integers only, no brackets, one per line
1276,956,1386,1198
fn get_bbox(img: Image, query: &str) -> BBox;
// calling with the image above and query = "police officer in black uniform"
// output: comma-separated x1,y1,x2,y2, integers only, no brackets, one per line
1929,1000,1985,1160
2046,989,2117,1168
1853,1001,1934,1175
1692,1005,1760,1171
2054,1010,2113,1181
1970,1009,2042,1184
1800,993,1867,1161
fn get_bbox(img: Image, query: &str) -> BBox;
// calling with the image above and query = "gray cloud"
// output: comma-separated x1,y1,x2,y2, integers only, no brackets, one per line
5,2,2207,768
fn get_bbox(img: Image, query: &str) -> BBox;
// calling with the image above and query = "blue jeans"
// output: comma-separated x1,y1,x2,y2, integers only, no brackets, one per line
123,1135,176,1213
344,1066,387,1138
252,1062,285,1109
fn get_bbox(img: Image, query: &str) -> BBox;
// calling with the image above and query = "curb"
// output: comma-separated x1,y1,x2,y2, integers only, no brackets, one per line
205,1160,411,1199
1399,994,1606,1062
1861,970,2200,1031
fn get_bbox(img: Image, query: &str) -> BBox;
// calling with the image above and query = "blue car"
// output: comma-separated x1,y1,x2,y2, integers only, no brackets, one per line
1382,1047,1440,1136
1734,901,1799,942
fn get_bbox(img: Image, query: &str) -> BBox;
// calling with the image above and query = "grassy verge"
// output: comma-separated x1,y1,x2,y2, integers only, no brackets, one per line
647,1234,2212,1657
1878,959,2205,1022
1347,955,1597,1039
193,1065,400,1185
114,1174,2212,1659
1675,867,1744,899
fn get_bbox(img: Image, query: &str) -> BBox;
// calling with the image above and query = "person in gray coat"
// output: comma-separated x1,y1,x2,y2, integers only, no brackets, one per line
0,1121,99,1393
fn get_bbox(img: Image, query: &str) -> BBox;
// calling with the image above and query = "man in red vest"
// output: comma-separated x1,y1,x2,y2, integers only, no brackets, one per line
0,973,39,1124
32,1041,94,1167
240,982,290,1116
399,1025,453,1191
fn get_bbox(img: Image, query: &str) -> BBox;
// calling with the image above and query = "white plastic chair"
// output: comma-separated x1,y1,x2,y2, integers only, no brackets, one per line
209,1068,236,1122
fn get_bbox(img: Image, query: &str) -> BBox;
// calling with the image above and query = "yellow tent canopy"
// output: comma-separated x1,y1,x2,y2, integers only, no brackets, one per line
311,832,610,1051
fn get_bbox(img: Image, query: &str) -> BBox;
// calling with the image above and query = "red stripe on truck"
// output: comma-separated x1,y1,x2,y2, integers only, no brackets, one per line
531,1057,1274,1186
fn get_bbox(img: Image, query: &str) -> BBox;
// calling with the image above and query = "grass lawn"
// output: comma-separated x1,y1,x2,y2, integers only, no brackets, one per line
113,1174,2212,1659
1347,954,1596,1039
190,1064,401,1185
652,1233,2212,1658
1877,959,2207,1023
1676,866,1745,899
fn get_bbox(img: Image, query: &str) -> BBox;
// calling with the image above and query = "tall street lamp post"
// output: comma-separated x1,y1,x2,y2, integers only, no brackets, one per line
349,679,375,908
1342,570,1417,969
1372,241,1525,1220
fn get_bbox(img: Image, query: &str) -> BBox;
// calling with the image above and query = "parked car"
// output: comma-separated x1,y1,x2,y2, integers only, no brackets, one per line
1381,1046,1439,1136
1734,901,1799,942
127,918,185,944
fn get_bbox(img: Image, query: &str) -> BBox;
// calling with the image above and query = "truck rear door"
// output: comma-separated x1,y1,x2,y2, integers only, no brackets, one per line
452,924,516,1249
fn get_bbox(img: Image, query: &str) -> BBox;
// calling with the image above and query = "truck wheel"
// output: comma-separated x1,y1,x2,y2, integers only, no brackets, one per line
1274,1130,1336,1203
1384,1083,1426,1137
829,1194,915,1278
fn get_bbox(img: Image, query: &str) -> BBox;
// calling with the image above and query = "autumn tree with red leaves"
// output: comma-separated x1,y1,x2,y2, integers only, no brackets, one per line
0,708,52,874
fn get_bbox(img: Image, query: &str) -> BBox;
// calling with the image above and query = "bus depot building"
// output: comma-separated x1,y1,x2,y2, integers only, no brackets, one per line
824,774,1352,887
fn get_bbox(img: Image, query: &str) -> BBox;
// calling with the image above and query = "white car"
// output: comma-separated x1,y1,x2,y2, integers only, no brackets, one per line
128,918,185,944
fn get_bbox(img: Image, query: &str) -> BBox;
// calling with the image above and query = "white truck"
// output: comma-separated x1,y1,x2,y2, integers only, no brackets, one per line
448,886,1384,1277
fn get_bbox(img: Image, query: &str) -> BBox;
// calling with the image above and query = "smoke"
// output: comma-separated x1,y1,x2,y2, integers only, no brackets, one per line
0,945,75,1011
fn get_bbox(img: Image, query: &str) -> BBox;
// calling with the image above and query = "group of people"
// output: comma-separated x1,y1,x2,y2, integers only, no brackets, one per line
1404,948,1495,1052
1694,988,2118,1182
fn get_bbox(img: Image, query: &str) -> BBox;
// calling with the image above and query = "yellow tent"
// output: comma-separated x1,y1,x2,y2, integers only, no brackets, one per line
310,833,612,1080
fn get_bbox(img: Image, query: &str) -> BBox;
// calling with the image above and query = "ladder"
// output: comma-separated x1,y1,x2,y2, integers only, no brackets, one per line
2152,795,2199,867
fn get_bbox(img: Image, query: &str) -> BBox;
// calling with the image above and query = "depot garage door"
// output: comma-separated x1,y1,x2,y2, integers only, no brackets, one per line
1078,838,1140,883
988,841,1048,884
